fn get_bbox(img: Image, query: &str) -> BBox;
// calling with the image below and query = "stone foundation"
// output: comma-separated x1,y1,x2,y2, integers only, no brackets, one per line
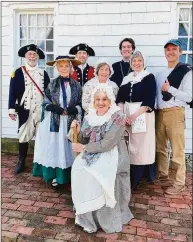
1,138,192,171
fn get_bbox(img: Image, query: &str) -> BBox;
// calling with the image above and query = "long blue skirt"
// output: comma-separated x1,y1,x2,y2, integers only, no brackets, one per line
130,163,156,190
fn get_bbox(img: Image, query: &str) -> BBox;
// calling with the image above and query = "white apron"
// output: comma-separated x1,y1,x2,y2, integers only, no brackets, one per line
72,146,118,215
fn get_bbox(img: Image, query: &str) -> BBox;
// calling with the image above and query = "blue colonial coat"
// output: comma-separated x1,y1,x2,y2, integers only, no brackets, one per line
8,67,50,129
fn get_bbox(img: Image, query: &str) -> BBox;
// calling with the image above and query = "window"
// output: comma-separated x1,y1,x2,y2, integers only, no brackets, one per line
178,6,192,65
18,12,54,78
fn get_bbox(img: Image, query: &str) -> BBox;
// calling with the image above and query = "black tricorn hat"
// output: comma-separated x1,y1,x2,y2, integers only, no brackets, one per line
46,55,81,66
18,44,45,59
69,43,95,56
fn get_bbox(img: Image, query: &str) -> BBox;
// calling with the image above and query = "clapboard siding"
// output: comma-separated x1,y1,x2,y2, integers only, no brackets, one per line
57,24,170,36
58,45,165,56
1,1,192,153
57,2,171,15
56,35,170,47
57,12,171,26
2,3,17,136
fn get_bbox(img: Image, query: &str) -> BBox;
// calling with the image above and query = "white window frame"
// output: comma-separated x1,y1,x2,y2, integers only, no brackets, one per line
177,3,192,64
14,9,54,68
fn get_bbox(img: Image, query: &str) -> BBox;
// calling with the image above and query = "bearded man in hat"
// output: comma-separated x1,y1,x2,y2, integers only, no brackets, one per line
69,43,95,86
8,44,50,174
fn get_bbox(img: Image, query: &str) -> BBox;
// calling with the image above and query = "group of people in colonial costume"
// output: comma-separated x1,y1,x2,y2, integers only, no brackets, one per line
8,37,192,234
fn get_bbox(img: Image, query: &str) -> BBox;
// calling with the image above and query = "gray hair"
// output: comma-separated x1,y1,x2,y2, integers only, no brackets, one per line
131,51,144,64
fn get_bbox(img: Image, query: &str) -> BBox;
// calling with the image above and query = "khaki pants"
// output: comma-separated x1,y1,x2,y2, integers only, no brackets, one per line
155,107,186,186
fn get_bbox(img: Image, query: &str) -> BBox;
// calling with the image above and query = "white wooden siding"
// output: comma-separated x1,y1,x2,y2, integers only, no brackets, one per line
2,3,17,138
1,1,192,153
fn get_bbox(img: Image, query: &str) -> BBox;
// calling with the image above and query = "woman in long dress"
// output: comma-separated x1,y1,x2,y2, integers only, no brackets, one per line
33,56,82,187
82,59,119,113
71,84,133,233
116,51,156,190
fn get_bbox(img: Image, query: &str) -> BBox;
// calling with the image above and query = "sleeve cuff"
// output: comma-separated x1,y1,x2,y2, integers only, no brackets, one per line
146,106,153,112
8,109,16,115
168,86,177,96
141,103,153,112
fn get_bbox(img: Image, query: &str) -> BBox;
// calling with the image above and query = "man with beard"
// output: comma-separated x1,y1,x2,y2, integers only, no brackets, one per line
8,44,50,174
110,38,135,87
69,43,95,86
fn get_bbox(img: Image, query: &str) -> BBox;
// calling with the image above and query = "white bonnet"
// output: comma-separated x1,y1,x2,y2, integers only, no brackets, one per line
131,50,148,68
87,83,120,126
89,83,116,109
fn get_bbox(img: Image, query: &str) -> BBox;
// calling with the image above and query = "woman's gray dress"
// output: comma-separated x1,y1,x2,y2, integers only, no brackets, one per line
72,112,133,233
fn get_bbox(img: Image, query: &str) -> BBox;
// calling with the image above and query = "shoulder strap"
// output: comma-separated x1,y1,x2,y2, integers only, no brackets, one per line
22,66,44,97
167,63,191,89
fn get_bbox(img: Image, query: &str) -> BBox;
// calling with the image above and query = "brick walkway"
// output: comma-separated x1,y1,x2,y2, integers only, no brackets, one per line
1,154,192,242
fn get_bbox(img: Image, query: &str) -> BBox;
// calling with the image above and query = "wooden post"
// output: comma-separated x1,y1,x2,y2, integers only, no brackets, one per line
73,126,78,157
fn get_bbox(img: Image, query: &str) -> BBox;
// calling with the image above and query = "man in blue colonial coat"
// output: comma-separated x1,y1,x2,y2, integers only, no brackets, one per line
8,44,50,174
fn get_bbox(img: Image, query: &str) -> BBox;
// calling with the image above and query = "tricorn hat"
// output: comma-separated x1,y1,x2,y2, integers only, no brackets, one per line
46,55,81,66
18,44,45,59
69,43,95,56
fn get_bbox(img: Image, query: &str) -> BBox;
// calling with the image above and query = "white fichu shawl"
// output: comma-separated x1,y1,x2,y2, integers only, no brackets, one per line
72,84,121,215
121,69,149,86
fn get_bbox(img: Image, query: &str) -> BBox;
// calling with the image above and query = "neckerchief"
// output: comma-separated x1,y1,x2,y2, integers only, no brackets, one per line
60,77,69,108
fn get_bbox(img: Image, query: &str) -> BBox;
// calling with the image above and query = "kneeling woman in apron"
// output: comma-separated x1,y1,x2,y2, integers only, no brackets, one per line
71,84,133,233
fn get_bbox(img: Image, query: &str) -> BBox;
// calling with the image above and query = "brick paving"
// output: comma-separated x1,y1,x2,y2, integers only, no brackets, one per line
1,154,192,242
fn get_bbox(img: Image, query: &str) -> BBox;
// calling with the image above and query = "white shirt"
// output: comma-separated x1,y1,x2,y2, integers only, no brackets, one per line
78,63,87,72
155,68,192,109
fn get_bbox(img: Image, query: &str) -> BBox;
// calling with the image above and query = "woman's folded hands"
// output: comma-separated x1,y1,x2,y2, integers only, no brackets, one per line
45,104,65,115
45,104,78,116
67,106,78,115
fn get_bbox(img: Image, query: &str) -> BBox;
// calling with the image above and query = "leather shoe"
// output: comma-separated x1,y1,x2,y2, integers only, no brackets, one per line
15,157,25,174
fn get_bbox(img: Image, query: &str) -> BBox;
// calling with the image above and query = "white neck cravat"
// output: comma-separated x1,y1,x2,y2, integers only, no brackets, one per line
25,61,38,71
78,63,87,71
